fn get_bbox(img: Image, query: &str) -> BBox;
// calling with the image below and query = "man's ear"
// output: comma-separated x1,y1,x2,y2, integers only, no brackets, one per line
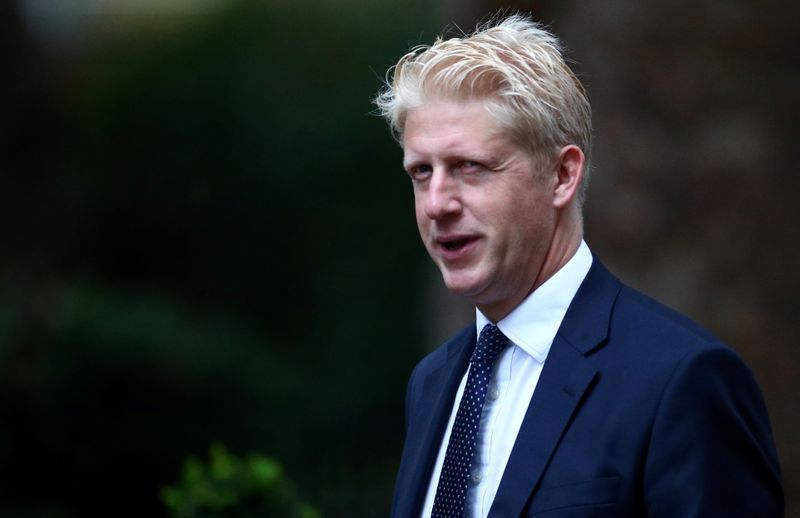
552,145,585,209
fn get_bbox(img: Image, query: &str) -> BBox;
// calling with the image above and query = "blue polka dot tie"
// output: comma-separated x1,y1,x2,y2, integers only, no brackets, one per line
431,324,509,517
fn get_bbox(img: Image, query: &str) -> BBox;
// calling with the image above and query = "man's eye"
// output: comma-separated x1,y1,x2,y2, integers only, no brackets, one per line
459,161,483,172
408,165,433,181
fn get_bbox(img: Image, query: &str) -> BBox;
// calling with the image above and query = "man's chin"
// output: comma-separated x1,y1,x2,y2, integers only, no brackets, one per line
440,271,486,299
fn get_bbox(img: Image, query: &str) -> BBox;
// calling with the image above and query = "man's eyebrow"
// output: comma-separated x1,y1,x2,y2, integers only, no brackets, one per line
402,158,421,170
403,152,504,169
402,153,428,169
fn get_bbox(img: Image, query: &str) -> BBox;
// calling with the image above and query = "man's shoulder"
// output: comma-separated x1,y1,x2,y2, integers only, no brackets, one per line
582,268,769,435
413,324,474,376
404,324,474,412
569,256,726,358
619,282,717,336
574,256,738,368
608,279,733,361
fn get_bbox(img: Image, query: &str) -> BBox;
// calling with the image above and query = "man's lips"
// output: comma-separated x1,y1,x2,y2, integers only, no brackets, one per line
435,235,479,261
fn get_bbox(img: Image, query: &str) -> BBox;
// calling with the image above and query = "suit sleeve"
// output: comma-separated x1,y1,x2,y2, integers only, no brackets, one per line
643,346,784,517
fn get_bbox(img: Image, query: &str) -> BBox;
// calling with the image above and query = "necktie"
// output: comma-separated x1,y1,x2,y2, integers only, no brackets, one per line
431,324,509,517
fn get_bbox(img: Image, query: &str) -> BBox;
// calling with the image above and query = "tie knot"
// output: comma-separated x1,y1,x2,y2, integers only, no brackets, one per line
472,324,509,365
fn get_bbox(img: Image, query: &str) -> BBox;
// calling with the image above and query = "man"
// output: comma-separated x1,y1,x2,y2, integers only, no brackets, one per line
374,14,783,518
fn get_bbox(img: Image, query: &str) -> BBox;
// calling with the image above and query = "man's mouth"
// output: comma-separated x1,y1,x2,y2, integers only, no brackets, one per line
443,238,471,251
437,236,478,258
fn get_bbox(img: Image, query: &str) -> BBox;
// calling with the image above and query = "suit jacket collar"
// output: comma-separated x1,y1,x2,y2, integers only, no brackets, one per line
557,256,620,355
488,257,621,516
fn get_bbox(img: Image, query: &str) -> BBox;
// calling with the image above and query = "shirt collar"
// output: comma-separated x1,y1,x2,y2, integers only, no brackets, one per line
476,240,593,363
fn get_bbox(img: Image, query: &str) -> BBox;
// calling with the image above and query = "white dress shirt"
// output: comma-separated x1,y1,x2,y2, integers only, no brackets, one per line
420,241,593,518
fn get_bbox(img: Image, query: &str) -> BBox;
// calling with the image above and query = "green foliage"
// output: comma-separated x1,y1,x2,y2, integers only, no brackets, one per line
162,444,319,518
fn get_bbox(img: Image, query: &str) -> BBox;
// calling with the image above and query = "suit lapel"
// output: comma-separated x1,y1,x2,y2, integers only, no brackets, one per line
488,259,621,517
488,337,597,516
393,327,475,518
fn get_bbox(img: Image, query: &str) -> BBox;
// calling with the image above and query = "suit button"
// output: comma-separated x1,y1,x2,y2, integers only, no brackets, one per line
471,470,483,484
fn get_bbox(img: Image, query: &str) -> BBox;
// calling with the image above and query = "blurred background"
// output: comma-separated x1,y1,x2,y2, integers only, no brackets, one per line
2,0,797,516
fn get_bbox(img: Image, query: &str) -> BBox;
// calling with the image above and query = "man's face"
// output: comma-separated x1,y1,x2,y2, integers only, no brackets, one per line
403,99,560,321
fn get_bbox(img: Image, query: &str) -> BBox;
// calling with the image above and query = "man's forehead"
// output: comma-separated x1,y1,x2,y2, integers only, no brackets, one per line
403,102,520,161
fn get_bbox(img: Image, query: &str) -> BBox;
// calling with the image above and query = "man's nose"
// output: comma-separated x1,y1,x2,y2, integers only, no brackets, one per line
423,170,462,220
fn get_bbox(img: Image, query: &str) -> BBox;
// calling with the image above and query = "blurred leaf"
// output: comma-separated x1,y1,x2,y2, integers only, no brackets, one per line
162,444,319,518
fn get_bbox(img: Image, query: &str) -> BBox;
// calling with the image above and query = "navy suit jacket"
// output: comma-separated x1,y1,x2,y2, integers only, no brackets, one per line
392,258,783,517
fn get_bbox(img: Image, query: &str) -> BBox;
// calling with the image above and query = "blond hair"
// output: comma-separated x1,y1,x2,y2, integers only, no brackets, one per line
374,15,593,201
